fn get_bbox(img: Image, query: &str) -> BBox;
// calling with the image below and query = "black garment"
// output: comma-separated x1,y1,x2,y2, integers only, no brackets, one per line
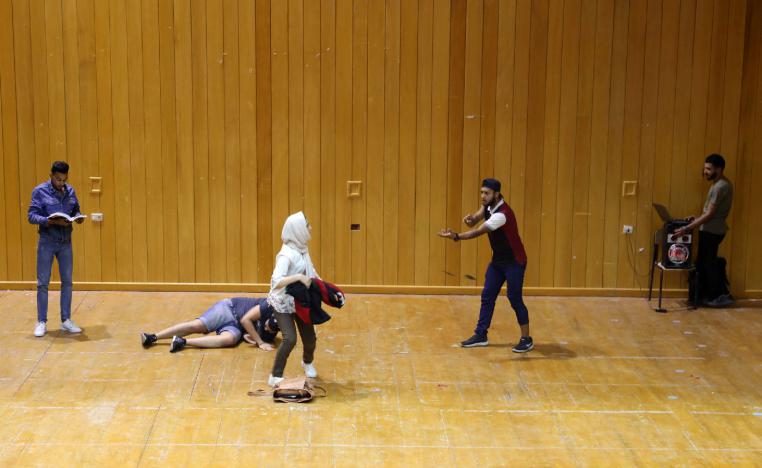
694,231,728,301
286,282,332,325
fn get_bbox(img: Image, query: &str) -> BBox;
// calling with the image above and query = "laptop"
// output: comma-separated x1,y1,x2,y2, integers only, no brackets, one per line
653,203,674,223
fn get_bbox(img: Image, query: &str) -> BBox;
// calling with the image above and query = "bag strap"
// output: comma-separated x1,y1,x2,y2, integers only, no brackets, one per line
312,386,327,398
247,388,273,397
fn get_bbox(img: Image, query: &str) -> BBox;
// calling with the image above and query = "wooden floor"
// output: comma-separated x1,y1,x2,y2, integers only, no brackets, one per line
0,290,761,467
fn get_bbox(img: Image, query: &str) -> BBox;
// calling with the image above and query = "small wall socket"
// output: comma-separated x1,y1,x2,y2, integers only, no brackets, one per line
91,213,104,222
623,225,633,234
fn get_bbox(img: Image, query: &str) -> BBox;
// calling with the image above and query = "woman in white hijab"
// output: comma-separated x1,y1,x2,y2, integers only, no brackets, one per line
267,211,319,387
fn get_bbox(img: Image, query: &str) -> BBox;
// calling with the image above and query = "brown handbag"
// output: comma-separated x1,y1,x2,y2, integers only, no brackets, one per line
248,377,326,403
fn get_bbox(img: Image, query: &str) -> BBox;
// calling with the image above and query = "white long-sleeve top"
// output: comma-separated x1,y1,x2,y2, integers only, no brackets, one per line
267,244,318,314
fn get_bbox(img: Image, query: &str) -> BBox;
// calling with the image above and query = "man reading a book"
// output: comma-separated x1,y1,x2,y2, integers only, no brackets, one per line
28,161,85,337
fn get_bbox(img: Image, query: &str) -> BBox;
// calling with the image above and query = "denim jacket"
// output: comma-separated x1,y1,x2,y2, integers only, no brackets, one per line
28,180,81,243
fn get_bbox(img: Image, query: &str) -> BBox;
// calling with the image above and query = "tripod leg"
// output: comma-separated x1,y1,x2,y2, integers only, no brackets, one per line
648,242,658,301
656,268,666,312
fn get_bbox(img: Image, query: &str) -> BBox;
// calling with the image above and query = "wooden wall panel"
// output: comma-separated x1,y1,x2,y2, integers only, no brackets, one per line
1,0,761,297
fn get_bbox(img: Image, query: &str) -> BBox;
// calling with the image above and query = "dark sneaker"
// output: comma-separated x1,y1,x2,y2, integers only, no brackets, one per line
460,334,489,348
706,294,734,308
140,333,158,348
512,336,534,353
170,336,187,353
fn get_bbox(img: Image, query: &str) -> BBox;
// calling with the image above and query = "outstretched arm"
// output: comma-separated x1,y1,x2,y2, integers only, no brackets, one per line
438,223,491,241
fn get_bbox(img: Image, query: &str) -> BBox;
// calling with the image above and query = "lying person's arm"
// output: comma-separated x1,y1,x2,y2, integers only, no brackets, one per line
240,306,273,351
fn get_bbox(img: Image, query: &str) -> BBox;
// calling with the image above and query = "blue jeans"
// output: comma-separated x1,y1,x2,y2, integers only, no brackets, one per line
476,262,529,337
36,238,74,323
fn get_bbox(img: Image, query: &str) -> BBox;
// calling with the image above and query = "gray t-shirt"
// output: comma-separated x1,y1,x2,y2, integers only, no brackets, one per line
700,178,733,235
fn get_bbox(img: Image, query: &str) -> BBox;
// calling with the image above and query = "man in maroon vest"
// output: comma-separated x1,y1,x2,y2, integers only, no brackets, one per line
438,178,533,352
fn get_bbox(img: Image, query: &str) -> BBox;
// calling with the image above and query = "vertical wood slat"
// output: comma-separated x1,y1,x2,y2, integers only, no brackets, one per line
459,0,482,286
0,0,22,281
585,0,614,288
383,0,400,286
365,0,385,285
94,0,117,282
255,0,273,282
288,0,304,216
351,0,368,284
428,0,451,288
240,0,259,283
726,0,750,294
176,0,196,282
319,0,336,280
539,0,564,288
445,0,465,287
270,0,289,267
126,0,148,282
75,0,102,282
414,0,432,285
207,0,227,282
223,0,242,282
142,0,163,282
397,0,417,285
524,0,549,287
303,0,321,275
191,0,210,283
0,0,759,299
14,0,38,281
61,0,83,281
570,0,594,288
109,0,134,282
476,0,498,287
601,0,629,289
334,0,352,283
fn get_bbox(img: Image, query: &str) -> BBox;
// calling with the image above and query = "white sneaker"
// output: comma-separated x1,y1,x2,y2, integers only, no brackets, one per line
302,361,318,378
34,322,47,337
61,319,82,333
268,374,284,387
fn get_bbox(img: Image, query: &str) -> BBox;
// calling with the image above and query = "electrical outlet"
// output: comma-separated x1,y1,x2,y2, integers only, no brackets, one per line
623,225,633,234
91,213,104,222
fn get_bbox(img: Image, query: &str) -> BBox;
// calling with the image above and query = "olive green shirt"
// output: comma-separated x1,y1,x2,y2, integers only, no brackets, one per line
700,178,733,235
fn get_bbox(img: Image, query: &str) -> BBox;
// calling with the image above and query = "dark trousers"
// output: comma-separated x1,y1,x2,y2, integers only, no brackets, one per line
696,231,725,300
271,311,316,378
476,262,529,337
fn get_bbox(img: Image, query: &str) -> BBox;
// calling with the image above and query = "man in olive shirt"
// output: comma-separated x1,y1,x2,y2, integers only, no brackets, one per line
675,154,733,306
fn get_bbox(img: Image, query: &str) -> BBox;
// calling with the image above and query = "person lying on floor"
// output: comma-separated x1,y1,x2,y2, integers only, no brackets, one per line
139,297,279,353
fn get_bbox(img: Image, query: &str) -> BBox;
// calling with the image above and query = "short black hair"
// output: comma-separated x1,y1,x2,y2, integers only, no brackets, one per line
705,153,725,169
51,161,70,174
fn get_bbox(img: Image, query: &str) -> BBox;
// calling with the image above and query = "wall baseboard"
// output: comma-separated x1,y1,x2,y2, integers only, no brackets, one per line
2,281,759,299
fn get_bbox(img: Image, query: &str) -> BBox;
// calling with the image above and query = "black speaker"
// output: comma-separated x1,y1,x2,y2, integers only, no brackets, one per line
662,220,693,269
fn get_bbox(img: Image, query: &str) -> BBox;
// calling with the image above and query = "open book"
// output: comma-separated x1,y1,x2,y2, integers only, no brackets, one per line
47,212,87,222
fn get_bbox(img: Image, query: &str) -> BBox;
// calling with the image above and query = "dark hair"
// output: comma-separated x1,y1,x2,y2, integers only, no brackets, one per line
481,178,501,193
705,153,725,169
51,161,70,174
257,315,280,343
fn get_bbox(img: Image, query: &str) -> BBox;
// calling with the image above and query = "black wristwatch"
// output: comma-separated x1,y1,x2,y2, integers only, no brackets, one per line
453,232,460,241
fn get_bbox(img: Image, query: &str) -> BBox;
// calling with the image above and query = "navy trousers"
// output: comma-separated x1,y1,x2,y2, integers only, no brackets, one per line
475,261,529,337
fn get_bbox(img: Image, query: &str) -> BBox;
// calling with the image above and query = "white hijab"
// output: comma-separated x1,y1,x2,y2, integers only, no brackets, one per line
278,211,315,277
281,211,311,253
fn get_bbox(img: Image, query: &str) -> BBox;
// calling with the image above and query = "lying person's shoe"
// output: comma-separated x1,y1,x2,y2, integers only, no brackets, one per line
141,333,158,348
169,335,187,353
